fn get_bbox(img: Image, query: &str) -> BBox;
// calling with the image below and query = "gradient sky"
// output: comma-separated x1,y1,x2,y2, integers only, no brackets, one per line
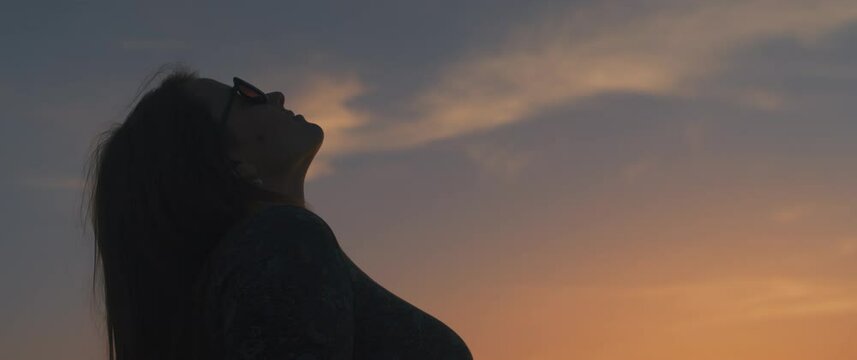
2,1,857,359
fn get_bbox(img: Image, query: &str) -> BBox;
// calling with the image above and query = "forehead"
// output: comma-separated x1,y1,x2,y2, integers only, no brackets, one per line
187,78,231,103
184,78,237,118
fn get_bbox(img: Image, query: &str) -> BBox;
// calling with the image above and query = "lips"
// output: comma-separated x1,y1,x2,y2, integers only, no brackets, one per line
295,114,306,122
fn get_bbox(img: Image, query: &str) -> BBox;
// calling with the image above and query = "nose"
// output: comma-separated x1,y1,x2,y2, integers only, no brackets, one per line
268,91,285,107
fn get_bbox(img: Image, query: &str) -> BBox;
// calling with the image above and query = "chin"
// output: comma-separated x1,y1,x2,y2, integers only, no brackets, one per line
311,123,324,142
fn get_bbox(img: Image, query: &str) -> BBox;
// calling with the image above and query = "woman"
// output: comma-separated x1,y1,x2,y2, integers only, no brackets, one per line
84,64,473,360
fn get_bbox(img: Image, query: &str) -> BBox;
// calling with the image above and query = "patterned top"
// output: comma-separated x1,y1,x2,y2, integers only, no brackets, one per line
197,204,473,360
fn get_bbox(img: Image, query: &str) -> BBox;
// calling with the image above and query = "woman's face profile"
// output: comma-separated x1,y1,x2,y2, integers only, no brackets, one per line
185,77,324,180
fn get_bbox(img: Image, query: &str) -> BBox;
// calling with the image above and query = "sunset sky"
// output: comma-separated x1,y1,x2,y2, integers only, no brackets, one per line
2,1,857,359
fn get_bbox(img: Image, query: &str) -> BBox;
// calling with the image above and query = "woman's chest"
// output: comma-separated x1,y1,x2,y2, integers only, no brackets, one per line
338,253,473,360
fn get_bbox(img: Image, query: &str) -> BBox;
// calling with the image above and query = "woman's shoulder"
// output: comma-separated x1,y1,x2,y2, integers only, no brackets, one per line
215,204,331,255
249,203,328,229
196,205,355,356
223,204,340,263
201,204,344,294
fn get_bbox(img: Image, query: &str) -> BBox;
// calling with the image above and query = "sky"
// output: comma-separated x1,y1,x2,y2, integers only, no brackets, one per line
2,0,857,359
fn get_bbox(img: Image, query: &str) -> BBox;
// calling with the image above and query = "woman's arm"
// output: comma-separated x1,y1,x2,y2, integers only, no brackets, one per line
215,206,354,359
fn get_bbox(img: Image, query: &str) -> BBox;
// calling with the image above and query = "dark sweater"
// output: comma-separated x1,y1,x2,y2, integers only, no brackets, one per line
196,204,473,359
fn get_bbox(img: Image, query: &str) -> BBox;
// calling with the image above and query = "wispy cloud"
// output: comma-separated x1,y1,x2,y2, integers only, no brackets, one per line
463,141,531,183
341,0,857,155
279,0,857,181
737,88,788,111
836,237,857,256
286,73,372,181
770,203,814,223
621,156,658,184
18,175,85,190
623,276,857,325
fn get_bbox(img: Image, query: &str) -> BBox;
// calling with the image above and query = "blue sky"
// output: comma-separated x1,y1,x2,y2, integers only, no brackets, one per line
2,1,857,359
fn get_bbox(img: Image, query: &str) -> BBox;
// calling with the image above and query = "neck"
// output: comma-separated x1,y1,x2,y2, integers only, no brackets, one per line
250,169,306,210
244,157,315,215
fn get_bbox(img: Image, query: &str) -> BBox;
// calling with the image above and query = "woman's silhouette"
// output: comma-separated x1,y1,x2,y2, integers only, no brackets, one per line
83,64,473,360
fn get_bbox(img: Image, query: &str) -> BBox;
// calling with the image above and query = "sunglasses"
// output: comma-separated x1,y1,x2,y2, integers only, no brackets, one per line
218,77,270,127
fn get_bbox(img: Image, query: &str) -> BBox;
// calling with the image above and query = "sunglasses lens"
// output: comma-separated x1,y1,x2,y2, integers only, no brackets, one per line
237,84,265,101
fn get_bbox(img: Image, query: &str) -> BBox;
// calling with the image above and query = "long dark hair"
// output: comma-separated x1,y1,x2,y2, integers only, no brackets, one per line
81,63,302,360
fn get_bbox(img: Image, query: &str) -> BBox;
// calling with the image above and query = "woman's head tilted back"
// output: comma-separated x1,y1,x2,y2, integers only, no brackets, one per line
183,74,324,201
83,64,323,360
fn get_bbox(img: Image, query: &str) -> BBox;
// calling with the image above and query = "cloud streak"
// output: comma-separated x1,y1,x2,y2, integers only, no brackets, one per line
17,174,85,190
624,276,857,324
770,203,814,223
296,0,857,180
463,141,532,182
285,73,372,181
